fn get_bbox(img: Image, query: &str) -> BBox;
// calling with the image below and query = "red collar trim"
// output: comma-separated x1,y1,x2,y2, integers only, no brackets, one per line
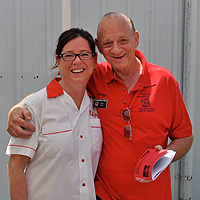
46,78,64,98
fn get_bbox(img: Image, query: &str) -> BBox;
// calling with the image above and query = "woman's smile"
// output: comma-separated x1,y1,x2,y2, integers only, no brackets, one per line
71,68,86,73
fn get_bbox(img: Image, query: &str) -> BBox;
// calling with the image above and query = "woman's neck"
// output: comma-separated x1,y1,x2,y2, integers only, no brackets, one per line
59,79,86,110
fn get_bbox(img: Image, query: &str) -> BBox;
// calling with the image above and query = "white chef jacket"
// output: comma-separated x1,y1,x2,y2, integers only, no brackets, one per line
6,78,102,200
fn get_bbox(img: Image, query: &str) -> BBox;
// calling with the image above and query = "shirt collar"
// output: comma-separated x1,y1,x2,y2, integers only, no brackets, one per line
105,63,117,83
46,78,64,98
132,49,150,90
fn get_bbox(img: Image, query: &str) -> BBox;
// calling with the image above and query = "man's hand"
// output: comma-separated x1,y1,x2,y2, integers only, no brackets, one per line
135,177,151,183
154,145,163,151
135,145,164,183
7,107,35,138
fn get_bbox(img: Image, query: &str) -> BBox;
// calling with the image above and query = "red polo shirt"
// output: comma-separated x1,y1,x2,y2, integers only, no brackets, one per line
88,49,192,200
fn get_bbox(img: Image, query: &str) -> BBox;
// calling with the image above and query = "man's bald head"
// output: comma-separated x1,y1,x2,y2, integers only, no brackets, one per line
97,12,135,40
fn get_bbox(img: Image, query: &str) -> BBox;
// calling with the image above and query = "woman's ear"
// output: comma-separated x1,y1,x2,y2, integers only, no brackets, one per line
56,55,61,70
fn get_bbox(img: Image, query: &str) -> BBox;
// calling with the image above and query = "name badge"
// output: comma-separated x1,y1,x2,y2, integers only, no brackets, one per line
93,99,107,108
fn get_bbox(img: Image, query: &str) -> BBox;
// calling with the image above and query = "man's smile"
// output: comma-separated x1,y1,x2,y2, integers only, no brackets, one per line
112,53,126,60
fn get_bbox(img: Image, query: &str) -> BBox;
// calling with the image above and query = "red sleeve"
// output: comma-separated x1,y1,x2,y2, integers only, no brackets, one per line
168,78,192,140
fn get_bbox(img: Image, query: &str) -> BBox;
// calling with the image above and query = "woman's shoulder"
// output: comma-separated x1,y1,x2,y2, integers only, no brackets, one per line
23,87,47,110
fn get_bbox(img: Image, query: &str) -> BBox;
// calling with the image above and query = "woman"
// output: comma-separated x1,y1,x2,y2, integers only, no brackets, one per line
6,28,102,200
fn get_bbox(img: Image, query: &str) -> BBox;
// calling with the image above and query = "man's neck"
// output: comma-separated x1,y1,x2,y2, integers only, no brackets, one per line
114,57,143,93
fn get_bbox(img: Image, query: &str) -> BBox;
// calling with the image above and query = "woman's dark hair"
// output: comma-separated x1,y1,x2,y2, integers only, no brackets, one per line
52,28,96,69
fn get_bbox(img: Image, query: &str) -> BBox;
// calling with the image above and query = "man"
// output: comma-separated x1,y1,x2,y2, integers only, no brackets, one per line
7,12,193,200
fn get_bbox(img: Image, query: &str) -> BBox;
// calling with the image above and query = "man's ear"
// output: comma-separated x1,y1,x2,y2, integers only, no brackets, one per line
134,31,139,48
95,38,103,54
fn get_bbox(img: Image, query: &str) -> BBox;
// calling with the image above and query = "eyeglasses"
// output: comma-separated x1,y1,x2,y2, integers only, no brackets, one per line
121,108,132,140
59,52,96,61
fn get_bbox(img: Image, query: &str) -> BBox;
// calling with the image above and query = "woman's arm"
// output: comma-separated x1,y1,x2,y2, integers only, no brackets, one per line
8,155,30,200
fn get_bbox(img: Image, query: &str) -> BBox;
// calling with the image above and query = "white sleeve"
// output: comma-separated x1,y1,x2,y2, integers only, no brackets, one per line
6,99,41,159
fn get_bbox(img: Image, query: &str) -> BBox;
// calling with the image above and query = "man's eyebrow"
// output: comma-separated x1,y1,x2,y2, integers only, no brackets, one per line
100,39,111,43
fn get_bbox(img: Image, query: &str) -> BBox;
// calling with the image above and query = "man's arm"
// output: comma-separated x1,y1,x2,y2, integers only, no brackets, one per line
7,95,35,138
8,155,30,200
136,136,193,183
166,135,193,162
154,135,193,161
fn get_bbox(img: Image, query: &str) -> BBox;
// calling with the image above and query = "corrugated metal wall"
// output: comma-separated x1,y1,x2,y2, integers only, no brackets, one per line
0,0,199,199
0,0,63,199
192,0,200,195
185,1,200,199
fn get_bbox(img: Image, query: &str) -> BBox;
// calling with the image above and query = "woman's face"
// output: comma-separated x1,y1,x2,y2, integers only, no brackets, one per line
56,36,97,85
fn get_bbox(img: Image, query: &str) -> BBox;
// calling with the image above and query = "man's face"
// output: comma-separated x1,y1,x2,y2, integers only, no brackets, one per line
96,16,139,74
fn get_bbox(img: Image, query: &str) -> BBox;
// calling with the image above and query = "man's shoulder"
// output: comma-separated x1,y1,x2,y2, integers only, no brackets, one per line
96,61,112,71
147,62,174,77
90,61,112,80
88,61,111,94
146,62,178,87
